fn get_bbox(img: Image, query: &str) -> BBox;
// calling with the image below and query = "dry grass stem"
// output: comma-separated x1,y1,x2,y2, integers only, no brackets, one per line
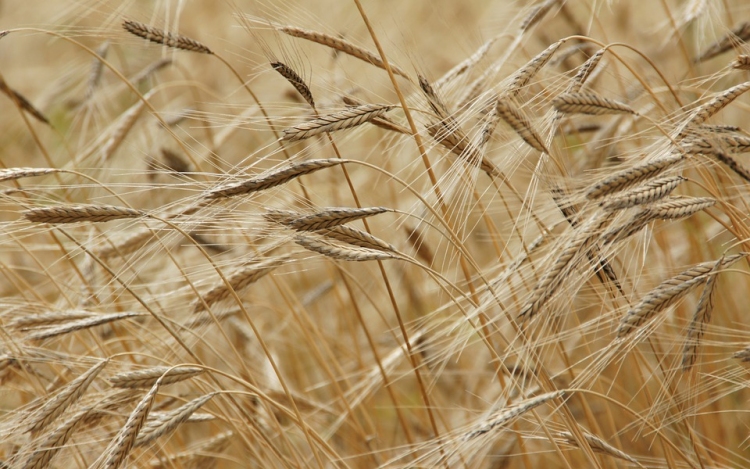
206,158,346,198
135,393,217,447
25,359,108,434
585,153,684,199
123,19,213,54
26,312,146,341
277,24,409,78
552,92,636,115
23,204,143,224
295,234,400,262
600,175,684,211
281,103,393,141
271,62,315,108
695,21,750,63
617,253,747,337
109,366,204,389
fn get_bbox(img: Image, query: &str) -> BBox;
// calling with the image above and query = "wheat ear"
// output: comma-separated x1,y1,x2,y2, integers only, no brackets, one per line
9,310,96,329
283,206,392,231
22,406,94,469
435,35,500,88
281,103,393,141
26,312,146,341
519,0,560,32
552,92,636,115
617,253,747,338
277,25,410,78
193,255,287,313
0,75,49,125
295,234,401,262
567,48,606,93
84,41,109,101
271,61,315,108
682,257,721,371
507,39,565,96
586,153,684,199
464,390,565,440
0,167,59,182
316,225,395,252
135,393,217,447
600,175,685,211
694,22,750,63
97,377,162,469
24,204,143,224
685,81,750,128
147,431,233,468
25,359,109,434
557,431,641,465
206,158,346,199
496,97,548,153
732,55,750,70
123,20,213,54
109,366,204,389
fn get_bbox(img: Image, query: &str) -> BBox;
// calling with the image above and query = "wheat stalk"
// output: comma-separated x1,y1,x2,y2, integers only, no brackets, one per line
585,153,684,199
109,366,204,389
685,81,750,128
507,39,565,96
0,167,59,182
557,431,641,465
617,253,747,338
193,255,288,313
732,55,750,70
0,75,49,125
123,20,213,54
97,377,163,469
26,312,146,341
135,393,217,447
206,158,346,199
276,24,409,78
281,103,393,141
567,48,606,94
283,206,392,231
682,257,721,371
519,0,560,32
600,175,685,211
496,97,548,153
295,234,401,262
694,22,750,63
23,204,143,224
464,390,565,440
21,406,94,469
25,359,109,434
271,61,315,108
603,197,716,244
552,92,635,115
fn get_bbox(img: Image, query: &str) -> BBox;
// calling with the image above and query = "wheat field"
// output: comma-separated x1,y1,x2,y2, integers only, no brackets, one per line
2,0,750,467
